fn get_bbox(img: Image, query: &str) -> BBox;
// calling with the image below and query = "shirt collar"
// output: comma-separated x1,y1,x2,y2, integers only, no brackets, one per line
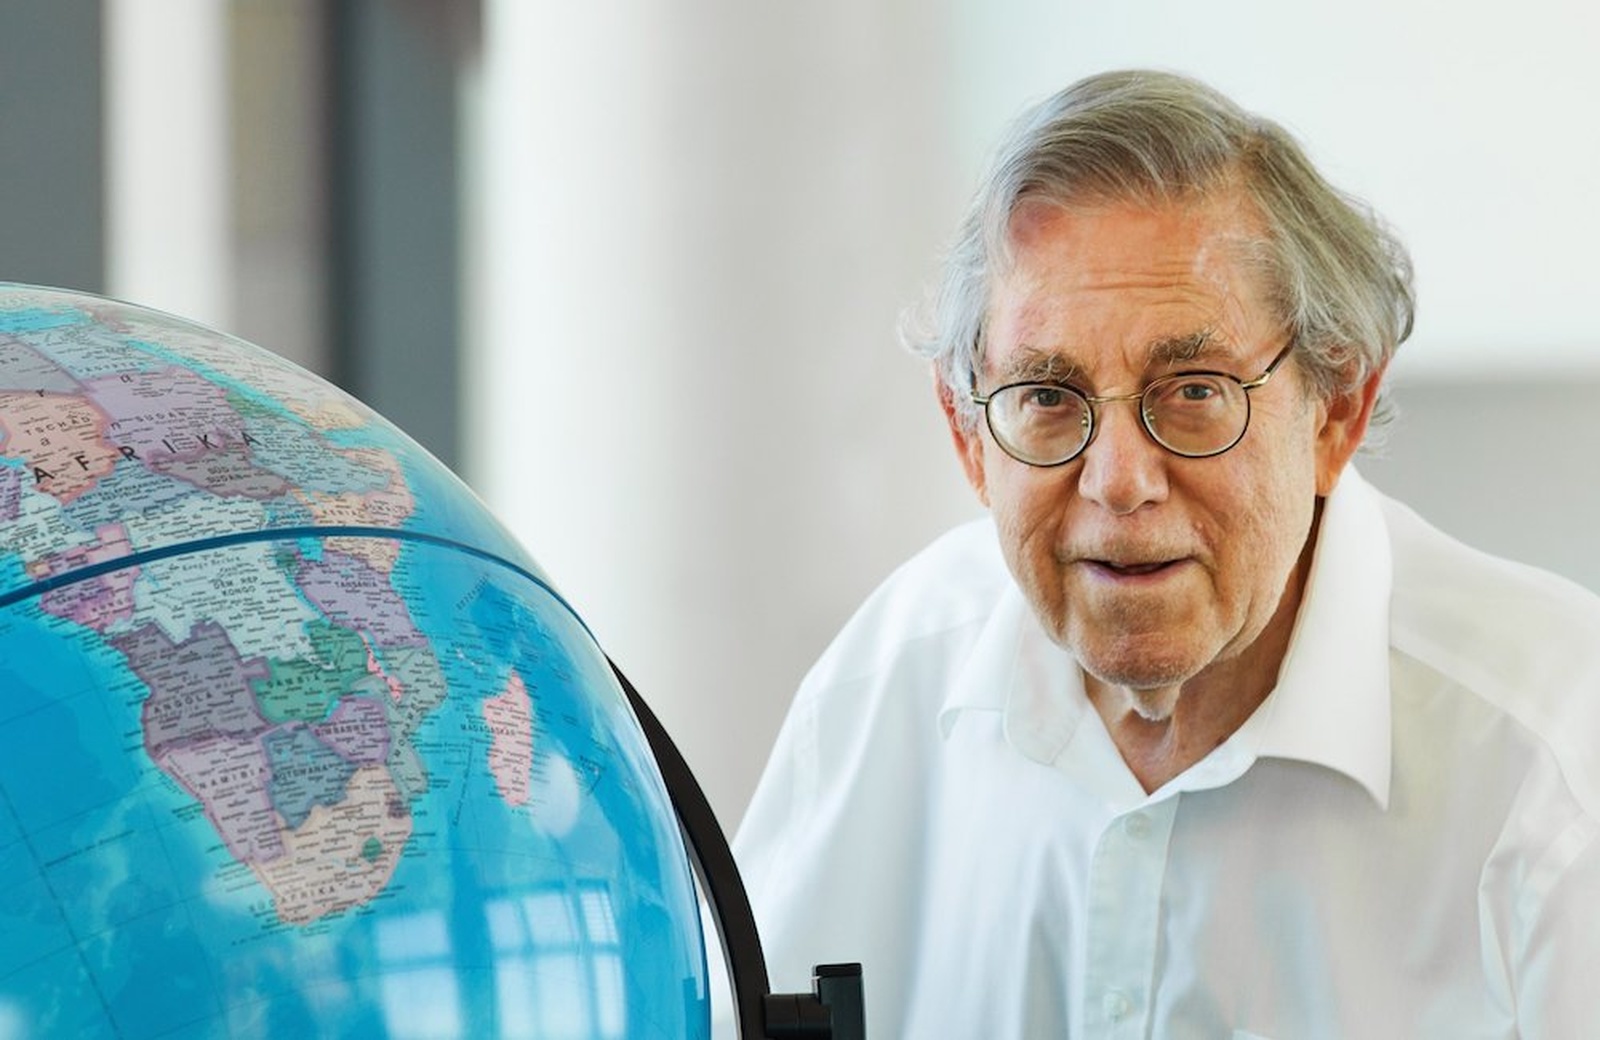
936,467,1394,809
937,582,1036,732
1250,466,1393,808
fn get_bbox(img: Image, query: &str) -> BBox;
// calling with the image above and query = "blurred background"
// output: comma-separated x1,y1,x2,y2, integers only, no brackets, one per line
4,0,1597,832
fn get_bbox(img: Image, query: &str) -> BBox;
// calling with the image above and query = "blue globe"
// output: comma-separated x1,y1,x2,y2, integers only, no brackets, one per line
0,284,709,1038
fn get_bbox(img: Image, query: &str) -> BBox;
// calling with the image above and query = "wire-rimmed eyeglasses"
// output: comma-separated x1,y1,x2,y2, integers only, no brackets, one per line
969,342,1295,467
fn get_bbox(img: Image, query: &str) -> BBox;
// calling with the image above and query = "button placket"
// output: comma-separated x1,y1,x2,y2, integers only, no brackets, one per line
1080,797,1180,1037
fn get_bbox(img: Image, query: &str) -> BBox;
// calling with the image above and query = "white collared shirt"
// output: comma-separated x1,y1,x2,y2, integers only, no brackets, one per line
731,470,1600,1038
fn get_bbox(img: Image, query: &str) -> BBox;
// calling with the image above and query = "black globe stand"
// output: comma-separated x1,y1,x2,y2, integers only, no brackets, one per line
609,662,866,1040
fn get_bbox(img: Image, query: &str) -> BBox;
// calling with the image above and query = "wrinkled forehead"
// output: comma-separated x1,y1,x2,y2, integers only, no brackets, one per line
979,192,1282,374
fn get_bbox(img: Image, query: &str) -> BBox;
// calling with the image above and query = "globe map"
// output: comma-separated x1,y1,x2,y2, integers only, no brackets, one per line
0,284,709,1038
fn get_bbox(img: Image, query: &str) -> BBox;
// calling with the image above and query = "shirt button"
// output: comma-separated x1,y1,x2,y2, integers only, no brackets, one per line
1102,990,1133,1021
1122,812,1151,840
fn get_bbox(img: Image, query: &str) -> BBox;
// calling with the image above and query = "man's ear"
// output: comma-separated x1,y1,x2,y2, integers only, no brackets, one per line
1315,365,1385,496
936,369,990,506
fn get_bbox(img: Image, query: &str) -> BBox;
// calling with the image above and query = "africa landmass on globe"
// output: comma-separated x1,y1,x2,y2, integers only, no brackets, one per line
0,284,707,1038
0,294,474,926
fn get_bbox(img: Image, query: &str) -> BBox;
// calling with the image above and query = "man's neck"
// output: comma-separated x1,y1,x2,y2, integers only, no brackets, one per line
1084,667,1275,793
1083,526,1318,794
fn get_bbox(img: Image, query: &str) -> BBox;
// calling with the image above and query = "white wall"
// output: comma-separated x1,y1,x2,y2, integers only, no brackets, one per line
946,1,1600,379
469,0,1600,827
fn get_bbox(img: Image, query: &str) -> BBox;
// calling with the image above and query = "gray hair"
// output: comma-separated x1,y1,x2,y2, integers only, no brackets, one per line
904,69,1415,438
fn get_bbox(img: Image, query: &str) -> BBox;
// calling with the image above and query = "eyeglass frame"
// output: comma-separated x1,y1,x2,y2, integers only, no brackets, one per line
968,340,1297,468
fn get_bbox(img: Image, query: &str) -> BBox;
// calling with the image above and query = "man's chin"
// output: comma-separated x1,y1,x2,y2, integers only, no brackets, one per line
1073,645,1203,701
1076,660,1193,724
1034,593,1214,693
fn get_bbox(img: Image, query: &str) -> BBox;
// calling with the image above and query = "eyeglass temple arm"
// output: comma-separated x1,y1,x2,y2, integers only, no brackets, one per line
1240,341,1296,391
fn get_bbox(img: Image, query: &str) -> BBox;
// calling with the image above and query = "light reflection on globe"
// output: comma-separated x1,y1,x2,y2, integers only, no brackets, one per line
0,284,709,1038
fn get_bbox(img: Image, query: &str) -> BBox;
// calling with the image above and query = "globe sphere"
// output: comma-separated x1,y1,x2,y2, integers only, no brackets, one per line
0,284,709,1038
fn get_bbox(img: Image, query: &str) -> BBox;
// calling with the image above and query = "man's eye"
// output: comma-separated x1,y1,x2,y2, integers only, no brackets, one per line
1152,377,1227,408
1023,386,1072,409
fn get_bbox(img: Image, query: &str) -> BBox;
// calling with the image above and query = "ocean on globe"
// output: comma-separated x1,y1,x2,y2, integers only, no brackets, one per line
0,284,709,1038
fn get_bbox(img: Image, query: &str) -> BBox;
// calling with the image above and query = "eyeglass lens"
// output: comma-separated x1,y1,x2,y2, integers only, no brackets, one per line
985,373,1251,465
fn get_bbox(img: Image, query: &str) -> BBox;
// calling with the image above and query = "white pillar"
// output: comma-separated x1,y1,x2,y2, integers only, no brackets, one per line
468,1,980,825
104,0,232,330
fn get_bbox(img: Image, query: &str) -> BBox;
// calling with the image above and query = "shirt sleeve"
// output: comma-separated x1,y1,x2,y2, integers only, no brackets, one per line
1510,811,1600,1037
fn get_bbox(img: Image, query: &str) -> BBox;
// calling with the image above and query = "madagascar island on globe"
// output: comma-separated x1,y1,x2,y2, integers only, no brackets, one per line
0,284,709,1038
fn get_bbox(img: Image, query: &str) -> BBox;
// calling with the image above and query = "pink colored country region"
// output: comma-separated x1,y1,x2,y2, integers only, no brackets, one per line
30,522,138,631
483,670,535,807
0,389,119,504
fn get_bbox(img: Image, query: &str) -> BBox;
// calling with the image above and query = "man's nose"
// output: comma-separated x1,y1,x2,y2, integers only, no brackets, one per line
1075,399,1169,515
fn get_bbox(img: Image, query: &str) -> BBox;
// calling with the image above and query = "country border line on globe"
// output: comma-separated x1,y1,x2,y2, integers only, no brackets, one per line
0,526,592,640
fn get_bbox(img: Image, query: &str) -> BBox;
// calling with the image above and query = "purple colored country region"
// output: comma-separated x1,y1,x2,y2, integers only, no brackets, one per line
159,736,286,863
81,366,290,499
158,445,290,500
0,334,79,395
312,696,392,767
32,524,137,632
296,549,427,649
84,364,231,427
112,620,274,761
0,464,18,522
39,567,137,631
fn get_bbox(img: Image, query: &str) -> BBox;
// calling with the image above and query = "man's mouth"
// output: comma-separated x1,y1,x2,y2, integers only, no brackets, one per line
1085,557,1183,577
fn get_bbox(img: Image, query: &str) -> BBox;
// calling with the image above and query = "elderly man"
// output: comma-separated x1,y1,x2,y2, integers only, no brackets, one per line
732,70,1600,1037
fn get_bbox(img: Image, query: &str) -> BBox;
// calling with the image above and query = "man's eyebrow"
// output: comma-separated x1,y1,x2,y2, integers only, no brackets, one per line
1147,330,1220,366
985,330,1229,385
991,347,1084,385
